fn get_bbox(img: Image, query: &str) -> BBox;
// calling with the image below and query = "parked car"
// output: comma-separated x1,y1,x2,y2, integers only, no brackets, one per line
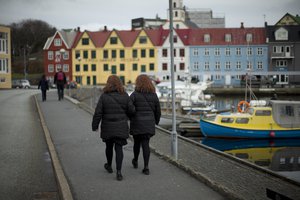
12,79,31,89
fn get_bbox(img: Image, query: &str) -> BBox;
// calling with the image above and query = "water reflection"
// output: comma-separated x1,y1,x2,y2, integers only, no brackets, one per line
201,138,300,183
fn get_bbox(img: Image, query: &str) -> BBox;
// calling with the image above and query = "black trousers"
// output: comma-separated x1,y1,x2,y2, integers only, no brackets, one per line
105,140,124,171
56,84,64,100
133,135,150,168
41,89,47,101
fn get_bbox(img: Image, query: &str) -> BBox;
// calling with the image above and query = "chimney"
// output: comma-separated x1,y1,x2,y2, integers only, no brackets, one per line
104,26,107,31
77,27,80,32
240,22,244,29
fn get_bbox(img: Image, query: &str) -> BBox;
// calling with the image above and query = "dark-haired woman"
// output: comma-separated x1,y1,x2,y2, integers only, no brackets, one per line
92,75,135,181
130,75,161,175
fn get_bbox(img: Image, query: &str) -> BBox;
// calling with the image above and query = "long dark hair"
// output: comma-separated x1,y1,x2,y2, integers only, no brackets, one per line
103,75,125,94
135,75,155,93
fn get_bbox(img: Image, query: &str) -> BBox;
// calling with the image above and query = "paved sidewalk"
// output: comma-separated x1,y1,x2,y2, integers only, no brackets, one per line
36,91,225,200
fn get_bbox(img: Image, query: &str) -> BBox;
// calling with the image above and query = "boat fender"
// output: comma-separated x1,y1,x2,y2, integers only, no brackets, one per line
237,101,250,113
269,131,275,138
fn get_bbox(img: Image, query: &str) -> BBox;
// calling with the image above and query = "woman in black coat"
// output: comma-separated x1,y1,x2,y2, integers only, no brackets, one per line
130,75,161,175
38,74,49,101
92,75,135,181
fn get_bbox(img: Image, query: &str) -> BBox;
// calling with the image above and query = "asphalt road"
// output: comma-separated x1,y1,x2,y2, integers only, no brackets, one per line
0,89,58,200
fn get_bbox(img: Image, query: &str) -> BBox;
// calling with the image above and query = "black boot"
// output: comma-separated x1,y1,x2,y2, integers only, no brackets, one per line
132,158,138,169
142,167,150,175
116,170,123,181
104,163,113,173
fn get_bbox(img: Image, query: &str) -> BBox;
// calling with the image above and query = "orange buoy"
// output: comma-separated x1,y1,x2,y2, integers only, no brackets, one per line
237,101,250,113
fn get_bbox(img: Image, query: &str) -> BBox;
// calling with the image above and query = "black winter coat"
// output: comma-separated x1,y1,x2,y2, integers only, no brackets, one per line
92,92,135,140
130,91,161,136
38,79,49,91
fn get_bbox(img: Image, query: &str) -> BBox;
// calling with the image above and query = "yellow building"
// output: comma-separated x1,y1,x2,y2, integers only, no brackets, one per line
0,25,11,89
72,28,159,86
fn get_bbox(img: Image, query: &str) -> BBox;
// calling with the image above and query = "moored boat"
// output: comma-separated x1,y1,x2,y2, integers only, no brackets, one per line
200,100,300,138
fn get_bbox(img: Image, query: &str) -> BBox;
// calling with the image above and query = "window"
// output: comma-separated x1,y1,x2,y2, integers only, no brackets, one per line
91,50,96,59
141,49,146,58
149,63,155,71
91,64,96,71
247,47,252,55
63,64,69,72
162,49,168,57
215,62,220,70
204,34,210,42
204,48,209,56
276,60,287,67
257,47,263,55
87,76,90,85
225,62,231,70
83,64,88,71
273,46,284,53
111,50,117,58
48,51,54,60
149,49,155,57
48,64,54,72
132,63,138,71
179,49,185,57
179,63,185,70
225,34,232,42
225,48,230,56
215,48,220,56
141,65,146,72
173,36,178,43
193,62,199,70
75,51,80,59
103,64,109,71
236,48,241,56
132,49,138,58
162,63,168,71
236,118,249,124
193,49,198,56
173,49,176,57
205,62,210,70
139,36,147,44
247,61,252,70
255,110,271,116
93,76,97,85
236,61,241,70
75,64,80,72
82,38,89,45
120,64,125,71
215,75,221,80
221,118,234,123
246,33,253,42
120,50,125,58
257,61,263,70
54,38,62,46
110,37,118,44
83,50,88,59
103,50,108,59
62,51,69,60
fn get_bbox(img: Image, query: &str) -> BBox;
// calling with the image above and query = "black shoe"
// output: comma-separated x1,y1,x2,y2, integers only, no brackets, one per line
104,163,113,173
142,168,150,175
132,159,138,169
116,171,123,181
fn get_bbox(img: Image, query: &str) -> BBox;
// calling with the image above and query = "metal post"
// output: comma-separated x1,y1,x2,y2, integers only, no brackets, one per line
23,48,27,80
169,0,178,160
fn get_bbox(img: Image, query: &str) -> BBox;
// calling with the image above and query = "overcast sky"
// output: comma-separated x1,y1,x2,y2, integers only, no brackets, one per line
1,0,299,31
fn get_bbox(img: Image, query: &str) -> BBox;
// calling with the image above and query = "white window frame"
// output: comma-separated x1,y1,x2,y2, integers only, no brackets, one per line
54,38,62,46
204,34,210,43
204,62,210,70
48,64,54,72
215,48,220,56
247,47,253,56
193,62,199,70
48,51,54,60
247,61,252,70
257,47,263,55
215,74,221,80
246,33,253,42
225,61,231,70
225,48,230,56
236,48,241,56
276,60,287,67
193,49,198,56
257,61,263,70
215,61,220,70
63,64,69,72
236,61,241,70
204,48,209,56
225,34,232,42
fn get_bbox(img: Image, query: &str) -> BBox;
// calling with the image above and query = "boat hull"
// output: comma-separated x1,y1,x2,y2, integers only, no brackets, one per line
200,119,300,139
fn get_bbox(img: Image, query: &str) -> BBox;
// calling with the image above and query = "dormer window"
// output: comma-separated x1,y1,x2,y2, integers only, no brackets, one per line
139,36,147,44
275,27,288,40
225,34,232,42
110,37,118,44
204,34,210,43
54,38,62,46
173,36,178,43
246,33,253,43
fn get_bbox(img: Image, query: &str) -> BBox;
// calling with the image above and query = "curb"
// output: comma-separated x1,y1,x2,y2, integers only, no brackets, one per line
34,95,74,200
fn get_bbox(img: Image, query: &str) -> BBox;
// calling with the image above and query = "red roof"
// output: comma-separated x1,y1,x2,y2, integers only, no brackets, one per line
145,28,169,46
116,30,141,47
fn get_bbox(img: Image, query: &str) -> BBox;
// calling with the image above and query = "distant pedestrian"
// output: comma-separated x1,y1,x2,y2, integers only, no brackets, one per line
92,75,135,181
54,67,66,101
271,93,278,100
38,74,49,101
130,75,161,175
